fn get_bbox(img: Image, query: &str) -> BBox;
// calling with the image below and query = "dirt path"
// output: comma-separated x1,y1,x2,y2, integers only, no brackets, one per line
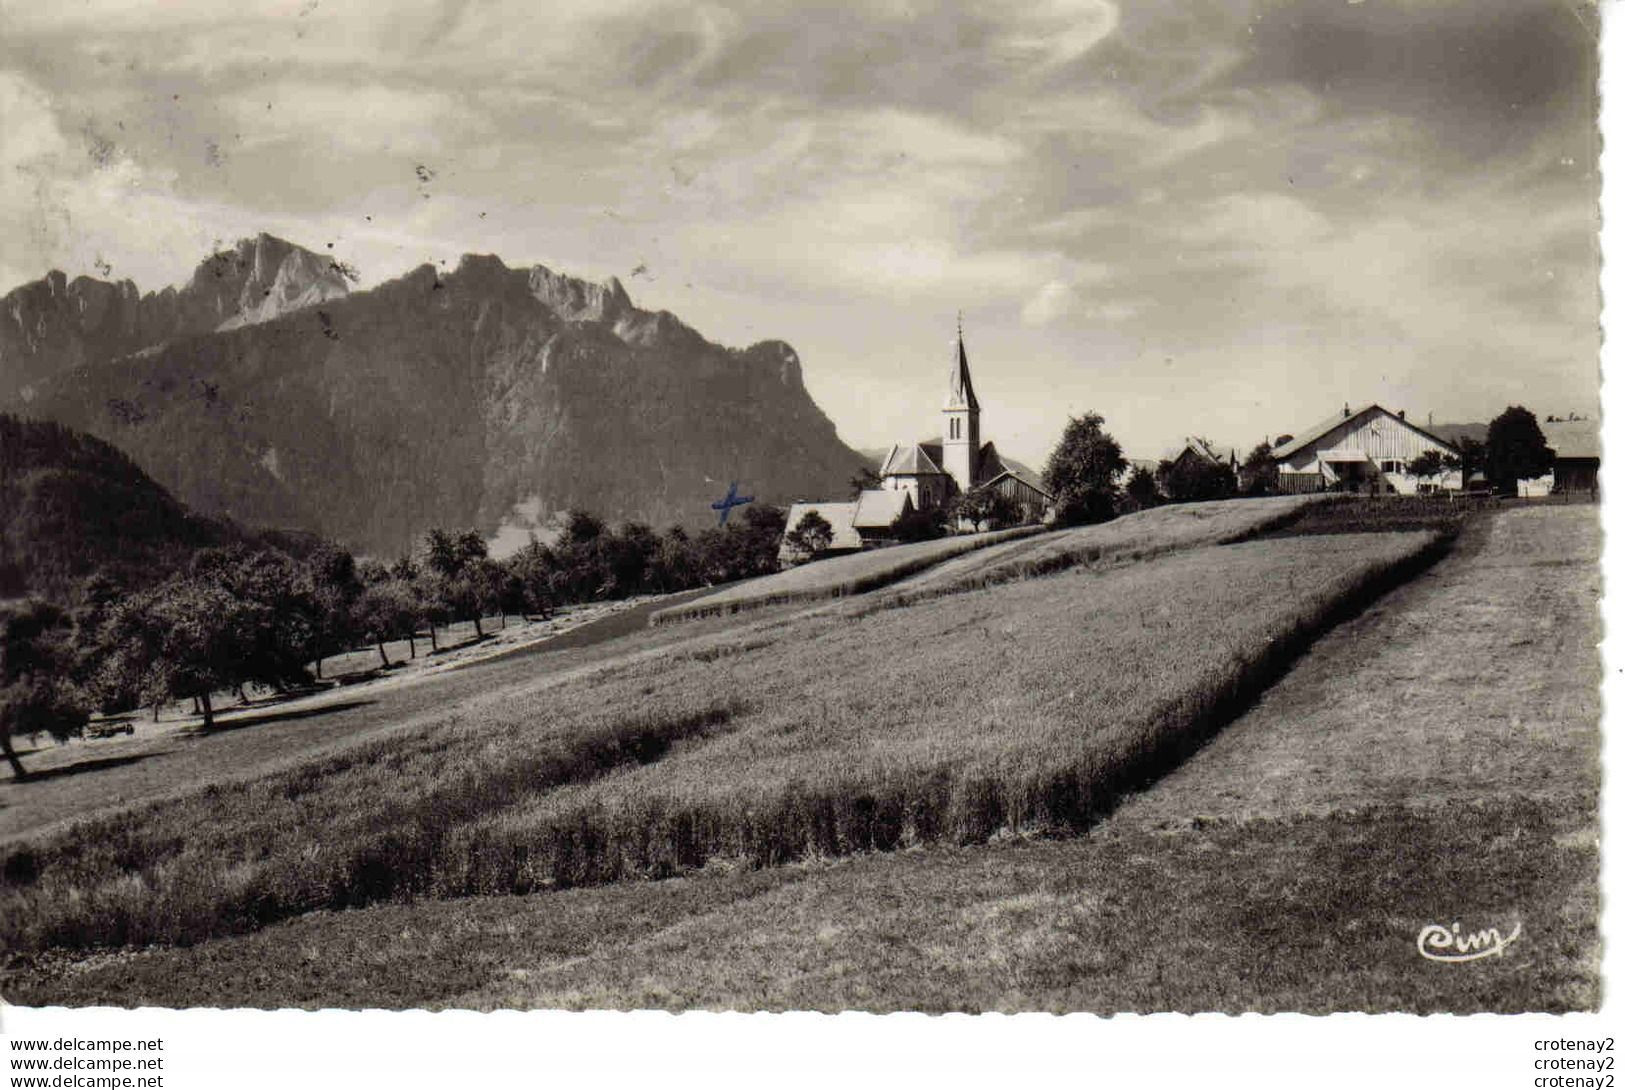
1109,503,1601,828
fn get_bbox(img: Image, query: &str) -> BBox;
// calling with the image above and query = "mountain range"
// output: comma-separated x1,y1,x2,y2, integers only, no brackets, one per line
1,236,863,557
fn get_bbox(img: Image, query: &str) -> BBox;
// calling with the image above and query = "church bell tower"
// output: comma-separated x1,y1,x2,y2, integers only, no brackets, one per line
941,315,980,495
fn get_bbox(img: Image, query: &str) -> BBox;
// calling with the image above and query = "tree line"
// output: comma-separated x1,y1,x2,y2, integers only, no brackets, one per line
0,505,787,779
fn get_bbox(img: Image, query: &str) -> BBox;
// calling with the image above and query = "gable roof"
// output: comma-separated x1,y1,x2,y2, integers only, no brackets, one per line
1544,419,1600,461
1177,437,1237,466
1271,404,1459,462
852,488,913,528
976,442,1055,499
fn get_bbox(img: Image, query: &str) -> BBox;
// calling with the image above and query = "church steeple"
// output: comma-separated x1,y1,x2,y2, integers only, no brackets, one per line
944,312,980,412
941,314,981,494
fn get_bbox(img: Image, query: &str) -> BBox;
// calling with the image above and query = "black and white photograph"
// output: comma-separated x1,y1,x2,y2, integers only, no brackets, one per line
0,0,1611,1079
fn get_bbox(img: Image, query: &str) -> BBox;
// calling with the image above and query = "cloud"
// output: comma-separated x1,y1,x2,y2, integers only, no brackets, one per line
0,0,1600,458
1021,281,1078,326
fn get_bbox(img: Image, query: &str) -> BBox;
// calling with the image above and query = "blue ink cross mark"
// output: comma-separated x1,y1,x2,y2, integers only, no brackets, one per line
711,481,754,525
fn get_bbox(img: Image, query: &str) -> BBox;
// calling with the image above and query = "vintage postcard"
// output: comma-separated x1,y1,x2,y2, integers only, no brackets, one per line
0,0,1608,1079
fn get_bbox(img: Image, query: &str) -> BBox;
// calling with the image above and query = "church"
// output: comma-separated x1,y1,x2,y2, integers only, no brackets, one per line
780,326,1053,561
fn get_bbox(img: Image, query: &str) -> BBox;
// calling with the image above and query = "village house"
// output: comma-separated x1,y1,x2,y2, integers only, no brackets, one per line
780,326,1052,564
1162,437,1240,476
1271,403,1462,494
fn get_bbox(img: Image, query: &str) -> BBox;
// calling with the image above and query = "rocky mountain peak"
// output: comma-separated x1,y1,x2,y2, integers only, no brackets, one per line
0,234,349,404
202,234,351,331
528,264,632,324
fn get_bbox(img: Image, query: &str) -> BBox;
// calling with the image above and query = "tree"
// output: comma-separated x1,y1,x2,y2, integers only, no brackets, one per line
948,488,993,532
1043,413,1127,526
735,505,789,577
1486,406,1555,494
649,527,698,594
1122,465,1161,512
1456,436,1487,490
97,577,261,730
1238,442,1279,497
784,511,835,561
563,510,604,545
420,528,499,634
890,504,947,543
352,581,420,667
601,523,658,598
0,601,88,780
304,544,362,676
1406,449,1460,492
412,574,451,652
1157,452,1237,503
948,487,1021,532
190,547,323,690
507,540,557,617
848,465,882,497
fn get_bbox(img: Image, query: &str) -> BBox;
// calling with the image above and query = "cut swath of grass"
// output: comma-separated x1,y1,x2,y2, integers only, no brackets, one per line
649,525,1042,625
1260,493,1476,538
0,530,1447,958
0,700,741,953
870,495,1335,609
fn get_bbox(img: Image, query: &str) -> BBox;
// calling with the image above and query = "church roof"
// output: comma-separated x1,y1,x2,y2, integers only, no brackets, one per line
881,442,946,477
944,329,980,412
852,489,913,528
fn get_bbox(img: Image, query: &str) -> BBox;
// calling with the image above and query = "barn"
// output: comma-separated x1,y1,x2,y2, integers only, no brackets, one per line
1545,419,1600,497
1272,403,1461,495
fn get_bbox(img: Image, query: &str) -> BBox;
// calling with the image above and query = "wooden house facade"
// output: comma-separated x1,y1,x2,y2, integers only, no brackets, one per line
1272,404,1461,494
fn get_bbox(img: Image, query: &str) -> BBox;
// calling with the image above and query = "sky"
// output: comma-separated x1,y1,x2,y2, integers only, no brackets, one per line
0,0,1602,464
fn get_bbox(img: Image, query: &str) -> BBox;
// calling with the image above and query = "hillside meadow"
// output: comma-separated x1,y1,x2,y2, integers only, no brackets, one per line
0,527,1447,962
11,506,1591,1014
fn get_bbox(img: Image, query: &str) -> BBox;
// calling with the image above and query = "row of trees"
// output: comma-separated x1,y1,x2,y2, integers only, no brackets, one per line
0,505,789,778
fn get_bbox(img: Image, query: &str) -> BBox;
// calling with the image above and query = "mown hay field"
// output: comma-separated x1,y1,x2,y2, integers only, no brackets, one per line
0,528,1446,961
877,494,1331,606
649,524,1042,624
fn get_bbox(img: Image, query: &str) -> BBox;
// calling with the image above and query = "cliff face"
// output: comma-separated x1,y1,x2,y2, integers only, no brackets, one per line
0,234,349,405
17,247,863,557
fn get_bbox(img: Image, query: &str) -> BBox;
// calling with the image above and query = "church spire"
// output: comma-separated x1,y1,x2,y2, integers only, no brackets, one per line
945,314,980,412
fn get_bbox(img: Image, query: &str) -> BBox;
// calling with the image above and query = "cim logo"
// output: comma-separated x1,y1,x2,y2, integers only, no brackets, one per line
1416,919,1523,963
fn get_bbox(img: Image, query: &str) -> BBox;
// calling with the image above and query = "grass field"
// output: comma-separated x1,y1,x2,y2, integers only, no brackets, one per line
648,524,1041,624
874,495,1329,607
9,506,1589,1014
0,528,1445,965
